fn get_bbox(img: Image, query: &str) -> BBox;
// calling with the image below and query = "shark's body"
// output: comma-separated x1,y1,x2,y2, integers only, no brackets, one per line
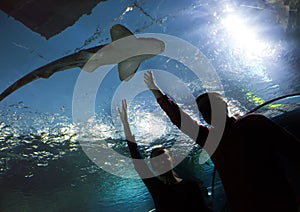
0,24,165,102
0,45,103,102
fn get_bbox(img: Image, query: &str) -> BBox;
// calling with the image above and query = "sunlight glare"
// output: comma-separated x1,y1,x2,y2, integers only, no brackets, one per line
132,111,166,143
221,14,276,60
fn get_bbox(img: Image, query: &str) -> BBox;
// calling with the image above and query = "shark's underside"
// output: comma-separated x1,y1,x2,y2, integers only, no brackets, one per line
0,24,165,102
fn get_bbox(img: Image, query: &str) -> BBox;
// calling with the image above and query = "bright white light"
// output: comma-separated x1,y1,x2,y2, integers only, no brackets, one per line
223,4,235,13
131,110,166,143
221,14,275,60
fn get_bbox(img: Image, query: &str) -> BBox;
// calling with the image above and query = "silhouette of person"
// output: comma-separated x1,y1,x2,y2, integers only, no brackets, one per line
118,99,213,212
144,70,300,212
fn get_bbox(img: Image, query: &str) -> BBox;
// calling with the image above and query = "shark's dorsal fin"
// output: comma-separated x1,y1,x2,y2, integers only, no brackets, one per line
110,24,134,42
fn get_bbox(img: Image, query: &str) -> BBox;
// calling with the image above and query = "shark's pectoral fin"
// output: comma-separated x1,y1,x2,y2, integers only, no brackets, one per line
110,24,165,81
118,57,140,81
118,54,156,81
111,24,139,81
111,24,140,81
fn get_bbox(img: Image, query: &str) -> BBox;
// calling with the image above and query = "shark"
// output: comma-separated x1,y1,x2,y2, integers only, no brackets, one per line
0,24,165,102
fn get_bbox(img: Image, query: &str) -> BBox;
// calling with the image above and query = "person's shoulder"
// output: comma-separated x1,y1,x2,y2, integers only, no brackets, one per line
235,113,271,128
238,113,268,122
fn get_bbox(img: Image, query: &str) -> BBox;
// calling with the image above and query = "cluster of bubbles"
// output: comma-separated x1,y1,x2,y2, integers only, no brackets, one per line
0,98,202,180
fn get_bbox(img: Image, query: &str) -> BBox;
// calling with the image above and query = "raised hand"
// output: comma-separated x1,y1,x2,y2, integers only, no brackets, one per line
144,70,159,90
144,70,164,99
118,99,135,142
118,99,129,125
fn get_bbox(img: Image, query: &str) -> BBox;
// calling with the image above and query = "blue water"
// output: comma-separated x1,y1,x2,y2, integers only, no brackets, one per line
0,103,223,211
1,0,300,211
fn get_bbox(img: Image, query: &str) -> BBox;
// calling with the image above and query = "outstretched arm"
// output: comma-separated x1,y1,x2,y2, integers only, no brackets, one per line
144,70,181,127
118,99,140,159
144,71,209,146
118,99,168,202
118,99,156,179
118,99,135,142
144,70,165,99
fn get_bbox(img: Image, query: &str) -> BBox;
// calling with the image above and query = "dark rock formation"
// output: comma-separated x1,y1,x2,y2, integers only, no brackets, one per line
0,0,107,39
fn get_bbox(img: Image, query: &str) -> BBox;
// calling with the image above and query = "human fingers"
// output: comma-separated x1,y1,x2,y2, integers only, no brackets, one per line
144,72,152,84
144,70,153,79
144,77,150,87
144,72,150,81
122,99,127,110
